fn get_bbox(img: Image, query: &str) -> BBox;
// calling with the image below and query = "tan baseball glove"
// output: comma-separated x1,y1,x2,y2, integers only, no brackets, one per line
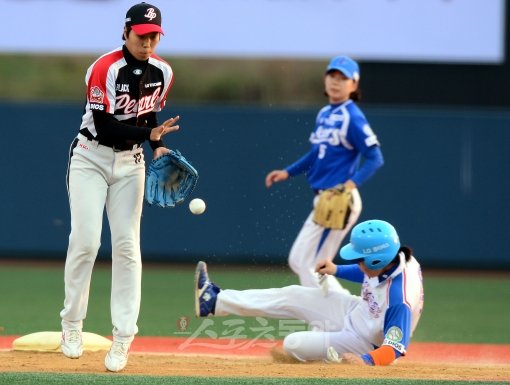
312,185,352,229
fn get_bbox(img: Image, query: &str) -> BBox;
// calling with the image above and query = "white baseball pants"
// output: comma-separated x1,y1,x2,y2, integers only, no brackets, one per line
60,135,145,342
288,189,362,293
215,285,374,361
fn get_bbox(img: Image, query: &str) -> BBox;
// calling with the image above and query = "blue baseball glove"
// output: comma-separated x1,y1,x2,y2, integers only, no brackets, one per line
145,150,198,208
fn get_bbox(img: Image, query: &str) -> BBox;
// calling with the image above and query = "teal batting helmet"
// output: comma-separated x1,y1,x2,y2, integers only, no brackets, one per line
340,220,400,270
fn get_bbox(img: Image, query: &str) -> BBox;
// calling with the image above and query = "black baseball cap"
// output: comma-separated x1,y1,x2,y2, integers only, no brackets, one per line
125,2,164,35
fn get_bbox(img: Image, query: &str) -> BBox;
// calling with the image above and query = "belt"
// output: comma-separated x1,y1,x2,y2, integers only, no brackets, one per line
78,133,142,152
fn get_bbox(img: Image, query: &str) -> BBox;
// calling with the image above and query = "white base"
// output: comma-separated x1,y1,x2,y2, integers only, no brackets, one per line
12,331,112,352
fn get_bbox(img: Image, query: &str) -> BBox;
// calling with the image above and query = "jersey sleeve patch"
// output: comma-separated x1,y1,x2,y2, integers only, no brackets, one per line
89,86,105,104
382,326,406,354
383,303,412,354
363,124,380,147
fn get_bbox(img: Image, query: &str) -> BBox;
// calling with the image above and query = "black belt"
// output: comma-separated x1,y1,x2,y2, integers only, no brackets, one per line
78,131,142,152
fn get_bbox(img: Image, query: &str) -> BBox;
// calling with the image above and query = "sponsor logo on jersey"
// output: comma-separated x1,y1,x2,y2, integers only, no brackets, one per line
144,8,157,21
79,143,89,150
90,103,105,111
89,86,104,103
115,87,161,116
145,82,162,88
383,327,405,354
362,282,382,318
385,326,403,342
383,339,405,353
116,84,130,92
133,69,143,75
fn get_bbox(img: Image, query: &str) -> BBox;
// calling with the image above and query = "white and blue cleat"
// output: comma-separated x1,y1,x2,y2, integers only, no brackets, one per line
194,261,220,317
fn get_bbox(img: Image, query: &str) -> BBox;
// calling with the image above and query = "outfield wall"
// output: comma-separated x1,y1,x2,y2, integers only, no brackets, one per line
1,102,509,269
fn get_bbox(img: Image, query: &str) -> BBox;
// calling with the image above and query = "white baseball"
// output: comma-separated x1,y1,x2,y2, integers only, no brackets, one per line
189,198,206,215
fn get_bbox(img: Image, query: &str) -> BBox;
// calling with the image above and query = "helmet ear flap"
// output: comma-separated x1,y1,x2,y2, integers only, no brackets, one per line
370,259,382,268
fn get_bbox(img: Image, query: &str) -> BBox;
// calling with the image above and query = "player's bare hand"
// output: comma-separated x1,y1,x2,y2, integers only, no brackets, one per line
341,353,365,365
150,115,180,141
153,146,170,159
342,180,357,191
315,259,336,275
265,170,289,188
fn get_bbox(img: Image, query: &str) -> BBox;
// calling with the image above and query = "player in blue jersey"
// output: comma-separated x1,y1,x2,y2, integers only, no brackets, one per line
265,55,384,293
195,219,424,366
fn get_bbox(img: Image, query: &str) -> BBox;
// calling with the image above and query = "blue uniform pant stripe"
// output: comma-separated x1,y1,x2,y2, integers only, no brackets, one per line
315,228,331,257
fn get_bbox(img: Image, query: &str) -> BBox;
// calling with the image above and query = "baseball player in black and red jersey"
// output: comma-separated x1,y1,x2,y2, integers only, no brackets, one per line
59,2,179,372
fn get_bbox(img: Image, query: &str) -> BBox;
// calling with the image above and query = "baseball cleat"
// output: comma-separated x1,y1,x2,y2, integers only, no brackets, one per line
319,273,329,297
61,329,83,359
104,340,131,372
194,261,220,317
325,346,342,363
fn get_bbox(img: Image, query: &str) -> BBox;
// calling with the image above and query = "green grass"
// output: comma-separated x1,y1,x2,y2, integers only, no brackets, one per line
414,274,510,343
0,263,508,385
0,262,508,344
0,373,504,385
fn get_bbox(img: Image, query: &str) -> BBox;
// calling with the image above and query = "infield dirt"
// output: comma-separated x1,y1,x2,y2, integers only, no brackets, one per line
0,337,509,382
0,351,509,382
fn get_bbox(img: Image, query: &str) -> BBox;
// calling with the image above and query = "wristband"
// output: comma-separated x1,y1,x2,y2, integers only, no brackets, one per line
368,345,397,366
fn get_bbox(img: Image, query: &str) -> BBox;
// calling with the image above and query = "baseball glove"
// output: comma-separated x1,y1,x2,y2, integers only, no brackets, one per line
312,185,352,229
145,150,198,208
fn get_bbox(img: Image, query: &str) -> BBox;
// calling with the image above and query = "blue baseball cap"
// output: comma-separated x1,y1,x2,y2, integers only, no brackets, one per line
326,56,360,81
